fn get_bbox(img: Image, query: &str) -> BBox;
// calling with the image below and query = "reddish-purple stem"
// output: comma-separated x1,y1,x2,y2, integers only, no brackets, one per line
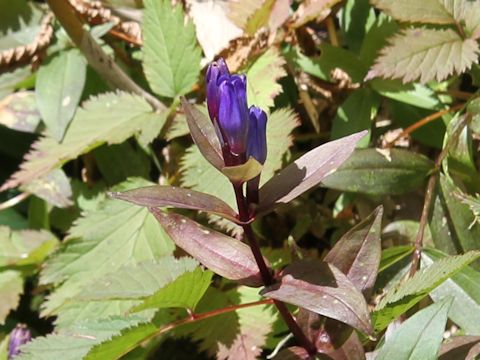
233,184,317,355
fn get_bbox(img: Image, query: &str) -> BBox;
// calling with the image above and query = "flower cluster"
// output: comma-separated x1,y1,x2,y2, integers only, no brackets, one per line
206,58,267,168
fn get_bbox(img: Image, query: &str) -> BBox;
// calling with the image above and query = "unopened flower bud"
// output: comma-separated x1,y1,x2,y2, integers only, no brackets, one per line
246,106,268,164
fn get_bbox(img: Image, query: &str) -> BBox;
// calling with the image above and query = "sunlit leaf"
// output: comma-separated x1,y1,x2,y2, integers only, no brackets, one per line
1,92,158,191
374,251,480,332
36,49,86,141
0,270,23,324
258,131,367,214
143,0,201,97
376,297,453,360
40,178,175,316
367,28,480,84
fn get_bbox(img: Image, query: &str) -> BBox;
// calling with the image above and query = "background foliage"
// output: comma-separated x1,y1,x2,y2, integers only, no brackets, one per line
2,0,480,359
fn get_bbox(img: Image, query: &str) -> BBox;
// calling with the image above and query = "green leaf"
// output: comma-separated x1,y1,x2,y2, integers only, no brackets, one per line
246,48,287,110
0,226,58,267
143,0,201,97
379,246,414,273
181,108,298,209
340,0,376,53
93,143,151,186
16,313,153,360
370,0,475,25
36,49,87,141
2,92,155,190
424,248,480,335
322,148,434,195
0,91,41,133
367,28,480,84
373,250,480,332
23,169,73,208
79,257,212,312
0,270,23,324
39,178,175,316
331,87,380,145
437,175,480,253
370,79,440,109
376,297,453,360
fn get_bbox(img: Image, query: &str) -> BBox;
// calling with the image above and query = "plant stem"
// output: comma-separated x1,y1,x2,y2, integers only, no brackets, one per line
409,112,471,276
232,184,317,355
0,192,31,211
386,103,464,148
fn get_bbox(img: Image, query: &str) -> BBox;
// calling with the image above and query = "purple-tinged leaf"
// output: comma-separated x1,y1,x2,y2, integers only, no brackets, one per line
261,260,373,336
297,308,352,353
109,185,239,223
221,156,263,183
150,208,266,287
439,336,480,360
326,332,365,360
181,97,224,170
258,131,367,214
325,206,383,298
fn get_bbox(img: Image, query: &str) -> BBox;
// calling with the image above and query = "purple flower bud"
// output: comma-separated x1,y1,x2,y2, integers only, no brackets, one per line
206,58,230,122
8,324,31,359
246,106,268,164
217,74,250,159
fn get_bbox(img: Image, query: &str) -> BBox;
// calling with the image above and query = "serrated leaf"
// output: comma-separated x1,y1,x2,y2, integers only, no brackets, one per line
373,250,480,332
150,209,265,287
370,0,473,24
367,28,480,84
258,131,367,215
261,260,374,336
143,0,201,97
40,178,175,316
322,148,434,195
246,48,287,110
0,270,23,324
376,297,453,360
79,257,211,312
16,314,153,360
0,226,58,267
424,249,480,334
181,108,299,209
36,49,87,141
325,206,383,297
1,92,156,191
110,185,239,223
292,0,341,28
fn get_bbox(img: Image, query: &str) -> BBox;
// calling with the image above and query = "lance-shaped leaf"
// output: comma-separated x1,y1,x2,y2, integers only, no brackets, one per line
261,260,374,336
376,298,453,360
325,206,383,298
181,98,224,170
109,185,239,223
258,131,367,214
150,208,266,287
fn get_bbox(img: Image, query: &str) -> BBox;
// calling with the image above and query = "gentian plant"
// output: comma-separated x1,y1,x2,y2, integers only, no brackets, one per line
112,58,371,357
